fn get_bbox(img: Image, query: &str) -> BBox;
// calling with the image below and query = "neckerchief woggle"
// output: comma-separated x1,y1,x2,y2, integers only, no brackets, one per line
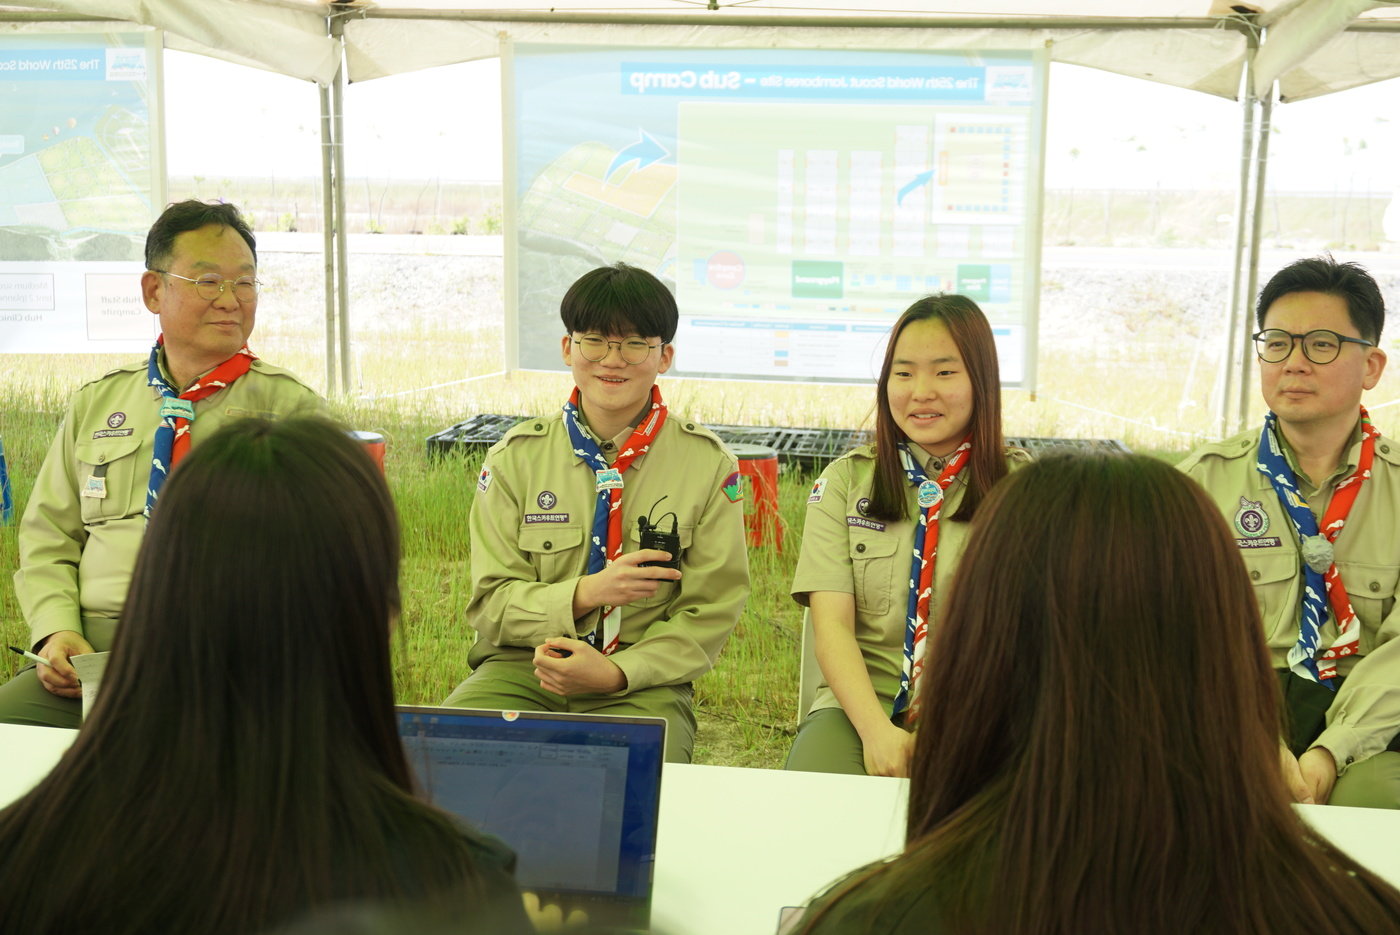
1256,407,1376,686
145,336,256,517
562,385,668,654
892,437,972,721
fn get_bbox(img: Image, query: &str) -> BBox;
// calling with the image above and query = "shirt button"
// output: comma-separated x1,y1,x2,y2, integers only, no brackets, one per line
855,543,866,554
1249,570,1261,581
1381,444,1391,455
686,423,695,430
1346,756,1355,765
97,454,107,464
533,422,543,430
543,541,553,550
1370,581,1381,592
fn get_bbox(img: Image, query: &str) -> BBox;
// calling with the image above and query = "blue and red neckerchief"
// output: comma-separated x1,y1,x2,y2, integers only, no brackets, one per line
892,436,971,721
145,336,255,518
1256,407,1375,686
562,385,667,654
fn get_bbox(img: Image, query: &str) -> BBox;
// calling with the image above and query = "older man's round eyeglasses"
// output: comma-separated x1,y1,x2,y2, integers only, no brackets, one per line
572,334,663,365
152,270,261,304
1252,328,1374,365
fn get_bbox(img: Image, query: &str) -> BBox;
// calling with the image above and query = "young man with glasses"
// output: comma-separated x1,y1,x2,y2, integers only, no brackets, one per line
1181,255,1399,808
442,263,749,762
0,200,321,728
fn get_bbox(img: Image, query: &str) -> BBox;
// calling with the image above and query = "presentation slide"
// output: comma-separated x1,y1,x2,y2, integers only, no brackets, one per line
508,45,1044,386
0,31,162,353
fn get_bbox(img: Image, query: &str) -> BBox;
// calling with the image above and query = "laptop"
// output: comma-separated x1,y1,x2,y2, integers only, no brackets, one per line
396,705,667,932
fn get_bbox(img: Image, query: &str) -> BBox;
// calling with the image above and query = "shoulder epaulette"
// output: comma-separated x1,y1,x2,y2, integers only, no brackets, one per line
1178,429,1256,471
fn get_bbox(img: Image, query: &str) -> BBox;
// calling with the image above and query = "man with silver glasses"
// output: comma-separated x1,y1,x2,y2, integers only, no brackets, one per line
1182,255,1400,808
0,200,320,728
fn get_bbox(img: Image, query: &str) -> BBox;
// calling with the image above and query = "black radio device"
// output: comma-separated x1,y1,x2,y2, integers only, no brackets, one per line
637,496,681,570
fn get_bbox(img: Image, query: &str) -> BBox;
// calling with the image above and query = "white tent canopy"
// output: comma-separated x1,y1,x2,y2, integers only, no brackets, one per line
4,0,1400,100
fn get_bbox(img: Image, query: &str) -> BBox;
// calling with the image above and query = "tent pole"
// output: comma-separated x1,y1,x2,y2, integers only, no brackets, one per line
330,15,352,396
318,81,338,397
1237,88,1274,432
1218,24,1259,439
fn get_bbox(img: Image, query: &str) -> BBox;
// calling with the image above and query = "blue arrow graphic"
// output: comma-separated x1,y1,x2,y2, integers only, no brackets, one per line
897,169,935,206
606,131,669,182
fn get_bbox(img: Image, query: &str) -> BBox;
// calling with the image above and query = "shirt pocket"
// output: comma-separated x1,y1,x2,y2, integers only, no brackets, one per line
74,435,146,526
1338,561,1399,654
851,534,899,618
518,523,585,583
627,523,694,609
1239,550,1302,646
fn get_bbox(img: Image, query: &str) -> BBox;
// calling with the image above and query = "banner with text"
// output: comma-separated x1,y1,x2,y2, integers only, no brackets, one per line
0,31,163,353
507,45,1045,387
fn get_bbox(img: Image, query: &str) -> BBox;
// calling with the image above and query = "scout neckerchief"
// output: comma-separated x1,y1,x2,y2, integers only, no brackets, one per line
145,336,256,517
562,384,668,654
892,436,972,721
1256,407,1376,686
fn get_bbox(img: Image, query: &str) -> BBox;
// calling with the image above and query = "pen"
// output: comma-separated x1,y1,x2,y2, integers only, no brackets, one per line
7,645,52,668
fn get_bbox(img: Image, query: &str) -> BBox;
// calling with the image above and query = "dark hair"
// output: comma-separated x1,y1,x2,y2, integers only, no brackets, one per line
804,453,1400,934
560,262,678,342
1256,255,1386,344
0,418,505,934
867,295,1006,523
145,199,257,270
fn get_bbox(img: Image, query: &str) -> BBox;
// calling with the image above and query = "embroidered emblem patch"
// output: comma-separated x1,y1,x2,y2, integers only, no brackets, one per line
477,466,493,493
917,479,943,509
856,497,871,516
1233,496,1269,537
721,470,743,503
106,411,126,429
537,490,557,511
808,478,827,504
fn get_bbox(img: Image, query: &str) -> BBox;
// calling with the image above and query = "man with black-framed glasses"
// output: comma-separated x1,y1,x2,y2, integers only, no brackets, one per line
1182,255,1400,809
0,200,321,728
443,262,749,762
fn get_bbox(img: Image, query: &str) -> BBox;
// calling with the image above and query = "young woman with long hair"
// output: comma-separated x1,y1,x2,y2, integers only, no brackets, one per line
785,295,1027,777
797,453,1400,934
0,417,530,935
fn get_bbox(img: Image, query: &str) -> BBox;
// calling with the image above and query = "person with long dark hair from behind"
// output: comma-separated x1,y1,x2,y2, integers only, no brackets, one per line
785,295,1028,776
0,417,530,935
796,453,1400,934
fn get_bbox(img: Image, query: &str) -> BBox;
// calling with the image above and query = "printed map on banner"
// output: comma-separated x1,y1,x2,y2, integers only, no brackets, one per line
0,32,162,353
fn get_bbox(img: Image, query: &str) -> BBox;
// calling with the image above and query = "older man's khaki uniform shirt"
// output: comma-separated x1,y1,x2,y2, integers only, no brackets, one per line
13,353,321,650
1181,425,1400,772
791,444,1030,715
465,411,749,692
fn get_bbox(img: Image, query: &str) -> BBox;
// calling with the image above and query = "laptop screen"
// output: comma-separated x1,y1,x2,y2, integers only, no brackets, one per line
397,705,665,923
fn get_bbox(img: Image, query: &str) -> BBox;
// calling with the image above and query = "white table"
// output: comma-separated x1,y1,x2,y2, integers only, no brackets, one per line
4,725,1399,935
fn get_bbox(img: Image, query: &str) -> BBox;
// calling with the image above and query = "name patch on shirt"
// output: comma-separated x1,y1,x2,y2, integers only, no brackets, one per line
524,513,571,524
847,515,886,532
1236,537,1282,549
91,428,133,439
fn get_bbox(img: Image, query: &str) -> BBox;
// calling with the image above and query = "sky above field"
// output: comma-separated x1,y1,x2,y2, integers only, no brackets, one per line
164,50,1398,195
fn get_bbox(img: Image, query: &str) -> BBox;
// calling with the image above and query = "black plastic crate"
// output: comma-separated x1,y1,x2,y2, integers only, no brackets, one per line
427,414,1128,466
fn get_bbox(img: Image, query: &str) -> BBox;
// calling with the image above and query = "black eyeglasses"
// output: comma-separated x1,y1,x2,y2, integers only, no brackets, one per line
1252,328,1374,365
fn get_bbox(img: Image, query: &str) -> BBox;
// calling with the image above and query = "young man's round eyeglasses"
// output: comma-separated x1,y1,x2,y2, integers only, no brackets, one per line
572,334,664,365
151,270,261,304
1251,328,1374,365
